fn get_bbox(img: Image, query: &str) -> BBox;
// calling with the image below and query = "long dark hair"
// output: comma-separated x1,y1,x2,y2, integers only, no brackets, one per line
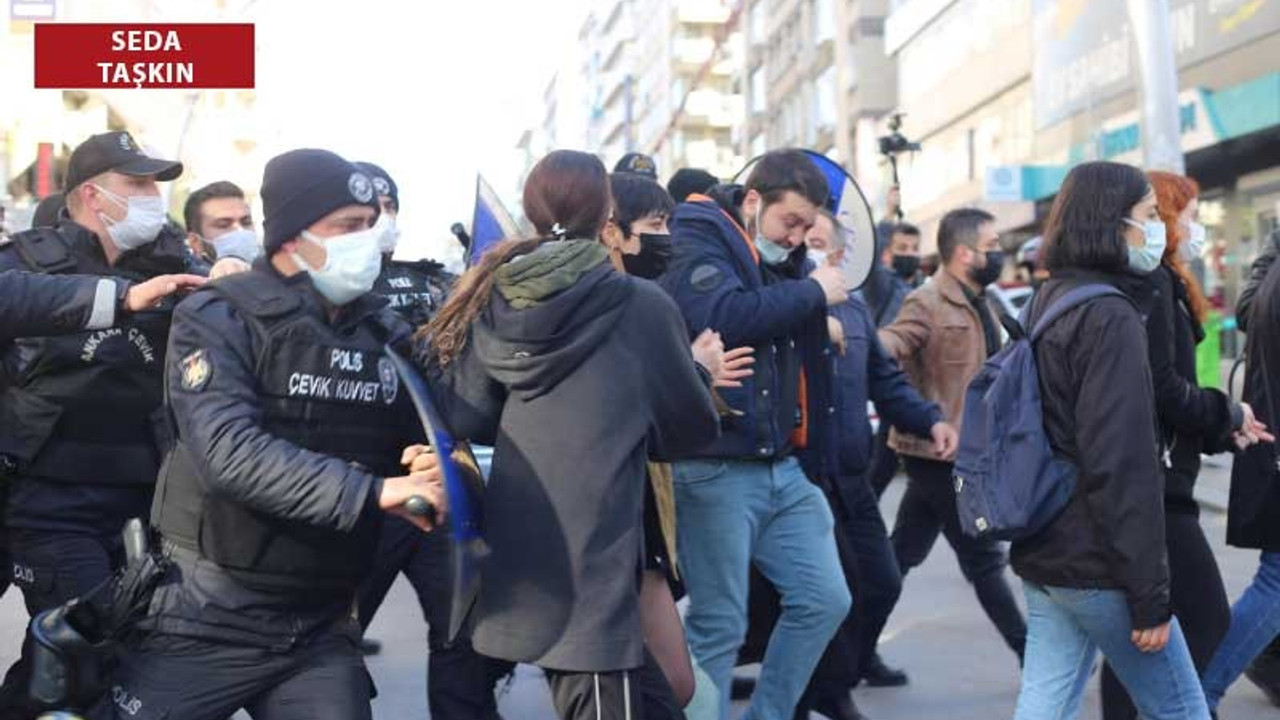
424,150,612,365
1042,161,1150,274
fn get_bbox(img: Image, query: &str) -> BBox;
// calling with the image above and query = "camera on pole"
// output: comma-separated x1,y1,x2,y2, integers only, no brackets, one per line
878,113,921,220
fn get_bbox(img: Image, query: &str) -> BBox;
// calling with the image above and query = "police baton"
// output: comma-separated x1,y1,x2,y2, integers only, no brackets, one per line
404,495,439,526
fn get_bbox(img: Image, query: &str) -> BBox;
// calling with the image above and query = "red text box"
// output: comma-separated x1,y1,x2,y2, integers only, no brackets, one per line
34,23,254,89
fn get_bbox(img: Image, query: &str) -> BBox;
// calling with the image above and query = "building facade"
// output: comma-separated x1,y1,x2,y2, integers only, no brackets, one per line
740,0,897,201
884,0,1280,323
527,0,745,184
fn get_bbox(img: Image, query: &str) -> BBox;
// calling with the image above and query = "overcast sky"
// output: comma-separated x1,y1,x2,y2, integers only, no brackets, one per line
250,0,592,262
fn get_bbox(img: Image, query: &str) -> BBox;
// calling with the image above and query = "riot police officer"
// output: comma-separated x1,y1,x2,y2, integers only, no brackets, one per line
87,149,445,720
0,131,209,719
0,269,204,604
359,162,455,328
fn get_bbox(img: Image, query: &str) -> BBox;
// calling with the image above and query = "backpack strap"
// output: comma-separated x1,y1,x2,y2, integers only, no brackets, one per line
1029,284,1126,343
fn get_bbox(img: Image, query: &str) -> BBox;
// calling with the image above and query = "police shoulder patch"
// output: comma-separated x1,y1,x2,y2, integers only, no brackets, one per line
690,264,723,293
180,349,212,392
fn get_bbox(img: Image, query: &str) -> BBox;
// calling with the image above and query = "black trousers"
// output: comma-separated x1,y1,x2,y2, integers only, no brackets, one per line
868,424,900,499
86,624,373,720
1100,508,1231,720
804,472,905,704
357,517,514,720
0,529,124,720
890,457,1027,659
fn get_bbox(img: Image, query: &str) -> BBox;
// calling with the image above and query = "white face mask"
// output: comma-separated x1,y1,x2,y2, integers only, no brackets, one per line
208,228,261,263
1122,218,1168,274
375,214,401,255
94,184,167,251
293,224,384,306
1181,221,1207,262
808,248,829,266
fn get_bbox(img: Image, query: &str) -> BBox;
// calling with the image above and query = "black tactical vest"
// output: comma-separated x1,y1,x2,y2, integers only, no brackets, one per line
155,270,418,592
0,227,175,487
370,258,455,328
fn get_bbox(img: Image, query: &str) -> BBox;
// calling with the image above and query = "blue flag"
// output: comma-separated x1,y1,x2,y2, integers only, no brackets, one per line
469,175,520,266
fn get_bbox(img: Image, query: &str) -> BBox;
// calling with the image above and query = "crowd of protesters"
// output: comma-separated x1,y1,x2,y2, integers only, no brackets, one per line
1,133,1280,720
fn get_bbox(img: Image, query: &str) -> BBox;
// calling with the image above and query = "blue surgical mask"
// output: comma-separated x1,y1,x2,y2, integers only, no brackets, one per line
1181,221,1206,262
209,228,261,263
753,206,791,266
293,224,384,305
1122,218,1167,274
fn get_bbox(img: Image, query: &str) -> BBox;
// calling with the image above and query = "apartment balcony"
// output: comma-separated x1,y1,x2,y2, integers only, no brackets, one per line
674,35,717,73
681,90,744,130
677,0,732,25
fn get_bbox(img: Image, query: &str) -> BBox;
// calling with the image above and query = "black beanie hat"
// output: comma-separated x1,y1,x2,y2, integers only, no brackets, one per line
355,161,399,210
262,149,379,253
667,168,719,203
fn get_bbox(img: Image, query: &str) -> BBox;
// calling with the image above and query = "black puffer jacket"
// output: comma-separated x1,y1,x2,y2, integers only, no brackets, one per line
1115,265,1241,514
1010,270,1170,629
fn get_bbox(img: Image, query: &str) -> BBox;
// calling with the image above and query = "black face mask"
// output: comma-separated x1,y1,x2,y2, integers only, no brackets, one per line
891,254,921,279
621,232,674,279
970,250,1004,288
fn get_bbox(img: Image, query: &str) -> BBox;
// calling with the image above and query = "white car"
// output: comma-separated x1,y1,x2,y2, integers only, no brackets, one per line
992,284,1034,322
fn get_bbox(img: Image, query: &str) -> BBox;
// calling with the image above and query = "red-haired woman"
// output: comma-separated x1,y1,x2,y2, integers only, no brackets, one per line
416,150,721,720
1099,170,1272,719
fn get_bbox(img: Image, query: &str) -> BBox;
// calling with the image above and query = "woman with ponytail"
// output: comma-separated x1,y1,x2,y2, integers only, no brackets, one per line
418,150,721,720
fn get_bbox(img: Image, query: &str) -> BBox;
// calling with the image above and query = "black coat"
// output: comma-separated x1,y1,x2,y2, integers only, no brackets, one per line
0,270,129,340
146,264,416,645
1228,258,1280,551
428,262,719,672
1115,266,1240,514
1237,228,1280,333
1010,271,1171,629
0,221,197,534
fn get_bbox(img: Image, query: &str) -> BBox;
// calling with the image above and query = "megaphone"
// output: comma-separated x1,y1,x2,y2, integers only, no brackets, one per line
734,149,877,291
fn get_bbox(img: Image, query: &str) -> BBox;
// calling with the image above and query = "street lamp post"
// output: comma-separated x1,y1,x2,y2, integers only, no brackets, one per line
1126,0,1186,174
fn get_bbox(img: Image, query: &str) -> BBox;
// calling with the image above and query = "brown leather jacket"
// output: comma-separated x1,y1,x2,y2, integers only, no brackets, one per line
878,268,996,460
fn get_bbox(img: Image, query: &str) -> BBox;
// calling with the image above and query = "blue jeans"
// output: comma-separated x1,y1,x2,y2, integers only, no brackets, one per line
1015,582,1209,720
673,456,851,720
1202,551,1280,709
